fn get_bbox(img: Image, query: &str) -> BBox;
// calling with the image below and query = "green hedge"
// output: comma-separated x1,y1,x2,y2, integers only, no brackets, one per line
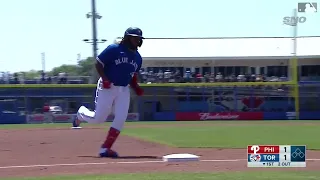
0,81,294,88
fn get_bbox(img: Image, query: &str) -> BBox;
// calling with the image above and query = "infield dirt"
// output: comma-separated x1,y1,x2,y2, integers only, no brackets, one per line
0,124,319,178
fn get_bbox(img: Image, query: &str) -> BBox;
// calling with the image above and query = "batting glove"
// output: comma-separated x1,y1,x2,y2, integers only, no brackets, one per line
134,86,144,96
102,80,111,89
130,73,144,96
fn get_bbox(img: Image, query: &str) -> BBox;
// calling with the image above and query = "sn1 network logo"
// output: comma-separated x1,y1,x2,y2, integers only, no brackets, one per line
283,2,317,25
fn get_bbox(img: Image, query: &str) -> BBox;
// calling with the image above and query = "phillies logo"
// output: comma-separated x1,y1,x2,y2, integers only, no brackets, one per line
242,97,264,108
251,145,260,154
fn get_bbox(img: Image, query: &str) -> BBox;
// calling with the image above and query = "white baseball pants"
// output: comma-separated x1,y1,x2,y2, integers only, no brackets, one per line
77,78,130,131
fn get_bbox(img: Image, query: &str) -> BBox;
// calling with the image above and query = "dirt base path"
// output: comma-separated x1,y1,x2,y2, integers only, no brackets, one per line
0,126,319,178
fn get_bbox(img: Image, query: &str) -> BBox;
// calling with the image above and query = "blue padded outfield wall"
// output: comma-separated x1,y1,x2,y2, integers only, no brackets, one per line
0,84,319,124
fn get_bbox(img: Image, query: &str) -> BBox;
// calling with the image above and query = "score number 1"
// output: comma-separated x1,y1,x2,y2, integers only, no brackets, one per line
280,145,291,162
279,145,291,166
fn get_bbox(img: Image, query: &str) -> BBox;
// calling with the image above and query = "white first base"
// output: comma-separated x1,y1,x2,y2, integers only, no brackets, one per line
162,153,200,162
71,127,82,129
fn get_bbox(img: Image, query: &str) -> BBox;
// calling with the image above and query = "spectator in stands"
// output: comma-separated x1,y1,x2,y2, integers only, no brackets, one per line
164,70,171,83
13,73,19,84
215,72,223,82
58,72,68,84
47,76,52,84
0,73,3,84
157,70,164,83
229,74,237,82
139,69,147,83
209,73,215,82
245,74,251,82
237,74,246,82
1,66,303,84
195,72,202,82
173,69,181,83
250,74,256,82
184,70,191,82
147,70,155,83
204,72,210,82
256,74,263,82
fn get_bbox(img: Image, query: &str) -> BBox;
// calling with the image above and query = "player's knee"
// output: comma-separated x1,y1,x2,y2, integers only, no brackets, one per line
91,114,107,124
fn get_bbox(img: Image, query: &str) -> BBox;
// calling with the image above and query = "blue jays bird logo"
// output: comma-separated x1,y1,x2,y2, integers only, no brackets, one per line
250,154,261,162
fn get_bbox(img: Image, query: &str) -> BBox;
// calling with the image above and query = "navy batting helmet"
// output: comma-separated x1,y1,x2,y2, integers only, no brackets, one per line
124,27,144,39
122,27,144,48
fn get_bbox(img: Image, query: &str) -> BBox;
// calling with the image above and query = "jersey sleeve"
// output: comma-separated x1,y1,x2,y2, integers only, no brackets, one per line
96,44,117,67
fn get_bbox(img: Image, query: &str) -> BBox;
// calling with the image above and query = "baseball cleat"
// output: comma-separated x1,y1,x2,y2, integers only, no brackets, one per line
72,118,81,127
99,148,119,158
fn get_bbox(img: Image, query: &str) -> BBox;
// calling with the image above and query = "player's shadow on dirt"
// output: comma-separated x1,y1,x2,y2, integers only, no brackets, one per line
117,155,160,159
78,155,160,159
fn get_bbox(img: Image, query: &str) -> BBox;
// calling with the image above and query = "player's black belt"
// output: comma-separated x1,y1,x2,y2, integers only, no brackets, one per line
112,83,128,87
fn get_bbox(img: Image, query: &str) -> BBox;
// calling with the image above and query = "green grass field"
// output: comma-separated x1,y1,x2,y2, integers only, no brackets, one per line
1,121,320,180
122,121,320,149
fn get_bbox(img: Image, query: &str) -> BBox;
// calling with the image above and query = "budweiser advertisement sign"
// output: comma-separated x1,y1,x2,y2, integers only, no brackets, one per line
175,112,263,121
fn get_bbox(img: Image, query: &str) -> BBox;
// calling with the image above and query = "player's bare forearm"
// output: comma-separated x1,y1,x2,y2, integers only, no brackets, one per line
95,62,108,81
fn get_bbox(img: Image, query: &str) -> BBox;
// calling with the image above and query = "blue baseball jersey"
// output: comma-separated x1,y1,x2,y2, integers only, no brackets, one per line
97,43,142,86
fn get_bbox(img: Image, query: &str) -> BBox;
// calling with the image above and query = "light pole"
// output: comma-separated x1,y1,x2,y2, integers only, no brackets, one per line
41,52,46,72
83,38,107,82
82,38,107,56
77,53,81,63
83,39,107,44
86,0,103,83
291,8,298,57
284,8,299,120
286,9,298,81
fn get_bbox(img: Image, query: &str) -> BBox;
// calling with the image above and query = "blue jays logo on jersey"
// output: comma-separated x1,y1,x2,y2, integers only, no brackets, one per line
115,57,138,72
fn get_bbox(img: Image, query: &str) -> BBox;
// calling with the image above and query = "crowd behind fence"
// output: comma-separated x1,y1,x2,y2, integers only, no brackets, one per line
0,71,293,84
137,71,290,83
1,69,320,85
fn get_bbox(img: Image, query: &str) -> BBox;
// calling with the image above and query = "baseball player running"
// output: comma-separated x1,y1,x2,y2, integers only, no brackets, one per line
72,27,144,158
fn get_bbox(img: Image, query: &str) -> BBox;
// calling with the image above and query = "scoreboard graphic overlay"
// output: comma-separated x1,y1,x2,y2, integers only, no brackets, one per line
247,145,306,167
